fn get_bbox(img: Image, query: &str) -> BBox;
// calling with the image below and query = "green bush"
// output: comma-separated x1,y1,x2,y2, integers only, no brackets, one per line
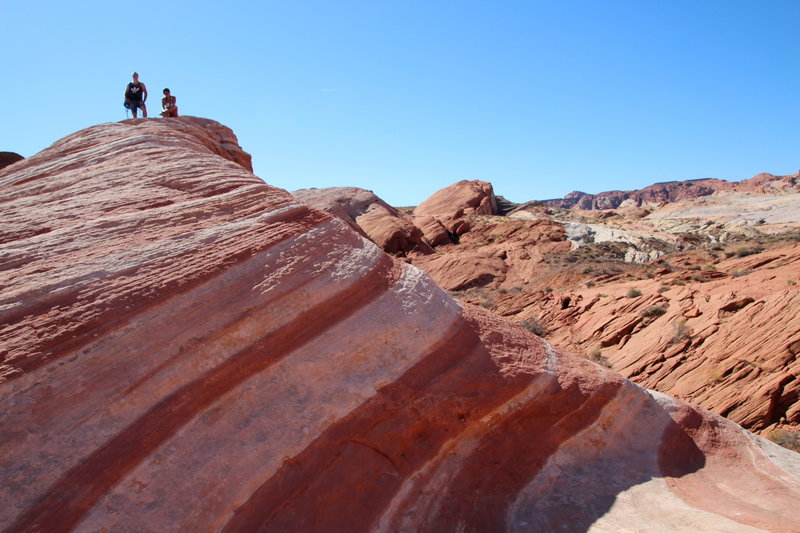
627,288,643,298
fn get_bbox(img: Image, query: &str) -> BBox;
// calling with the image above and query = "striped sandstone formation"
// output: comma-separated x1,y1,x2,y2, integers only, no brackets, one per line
502,244,800,434
1,118,800,532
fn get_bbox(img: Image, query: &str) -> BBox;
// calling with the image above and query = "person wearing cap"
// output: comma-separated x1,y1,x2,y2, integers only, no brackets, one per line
160,88,179,118
124,72,148,118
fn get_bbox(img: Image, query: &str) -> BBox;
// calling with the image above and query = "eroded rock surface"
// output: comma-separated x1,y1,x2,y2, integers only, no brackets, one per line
2,118,799,532
293,186,433,256
500,244,800,434
413,179,497,239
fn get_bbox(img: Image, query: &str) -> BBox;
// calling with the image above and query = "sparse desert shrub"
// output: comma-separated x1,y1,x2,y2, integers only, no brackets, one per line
627,288,643,298
732,269,753,278
687,265,701,271
788,279,797,286
520,317,547,336
587,348,611,368
708,366,725,384
670,318,692,344
690,273,704,282
598,293,609,298
479,301,493,308
673,280,686,286
767,429,800,453
703,264,717,271
640,305,667,317
586,281,596,288
657,286,670,293
545,287,553,293
736,246,765,258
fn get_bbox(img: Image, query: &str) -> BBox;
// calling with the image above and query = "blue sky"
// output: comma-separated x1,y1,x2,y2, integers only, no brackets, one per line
2,1,797,206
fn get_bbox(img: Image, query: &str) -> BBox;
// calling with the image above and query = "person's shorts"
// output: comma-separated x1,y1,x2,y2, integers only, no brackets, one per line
124,100,145,110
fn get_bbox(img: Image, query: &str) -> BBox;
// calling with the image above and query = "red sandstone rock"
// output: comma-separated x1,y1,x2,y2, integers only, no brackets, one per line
1,119,799,532
414,179,496,236
545,173,799,210
508,244,800,433
411,217,571,290
740,171,800,193
411,214,452,247
0,151,23,170
292,186,433,256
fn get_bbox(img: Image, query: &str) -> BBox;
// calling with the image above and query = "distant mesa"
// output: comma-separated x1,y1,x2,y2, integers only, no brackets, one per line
542,173,800,210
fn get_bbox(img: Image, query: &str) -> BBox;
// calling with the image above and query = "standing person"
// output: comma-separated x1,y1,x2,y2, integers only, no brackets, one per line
160,88,179,117
124,72,148,118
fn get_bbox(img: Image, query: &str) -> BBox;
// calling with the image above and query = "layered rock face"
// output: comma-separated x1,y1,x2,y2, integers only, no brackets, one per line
413,179,497,241
545,173,800,211
292,186,433,256
500,244,800,434
411,217,571,291
2,118,800,532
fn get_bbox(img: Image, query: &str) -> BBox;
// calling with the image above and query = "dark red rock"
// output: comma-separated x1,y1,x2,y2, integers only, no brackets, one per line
0,151,23,170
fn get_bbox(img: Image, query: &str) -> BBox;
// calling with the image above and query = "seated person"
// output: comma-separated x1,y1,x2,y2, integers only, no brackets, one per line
160,88,179,117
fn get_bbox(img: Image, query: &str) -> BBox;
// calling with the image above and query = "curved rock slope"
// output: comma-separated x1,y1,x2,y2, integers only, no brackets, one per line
1,118,800,533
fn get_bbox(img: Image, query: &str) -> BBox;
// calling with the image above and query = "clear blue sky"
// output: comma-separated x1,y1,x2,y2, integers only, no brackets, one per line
2,1,797,206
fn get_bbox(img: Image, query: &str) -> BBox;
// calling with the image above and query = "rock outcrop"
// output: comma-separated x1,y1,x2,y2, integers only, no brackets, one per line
413,179,497,241
0,151,23,171
410,217,571,291
293,186,433,256
498,244,800,434
2,118,800,532
545,173,800,211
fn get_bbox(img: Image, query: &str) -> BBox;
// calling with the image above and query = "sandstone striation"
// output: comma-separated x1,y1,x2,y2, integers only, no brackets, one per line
411,217,571,291
2,119,800,532
497,244,800,434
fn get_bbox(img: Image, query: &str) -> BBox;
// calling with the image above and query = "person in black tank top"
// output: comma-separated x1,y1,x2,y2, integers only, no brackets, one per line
124,72,148,118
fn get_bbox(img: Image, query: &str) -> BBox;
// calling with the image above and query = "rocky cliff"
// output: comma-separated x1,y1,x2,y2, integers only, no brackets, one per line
494,243,800,433
543,173,800,211
2,118,800,532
